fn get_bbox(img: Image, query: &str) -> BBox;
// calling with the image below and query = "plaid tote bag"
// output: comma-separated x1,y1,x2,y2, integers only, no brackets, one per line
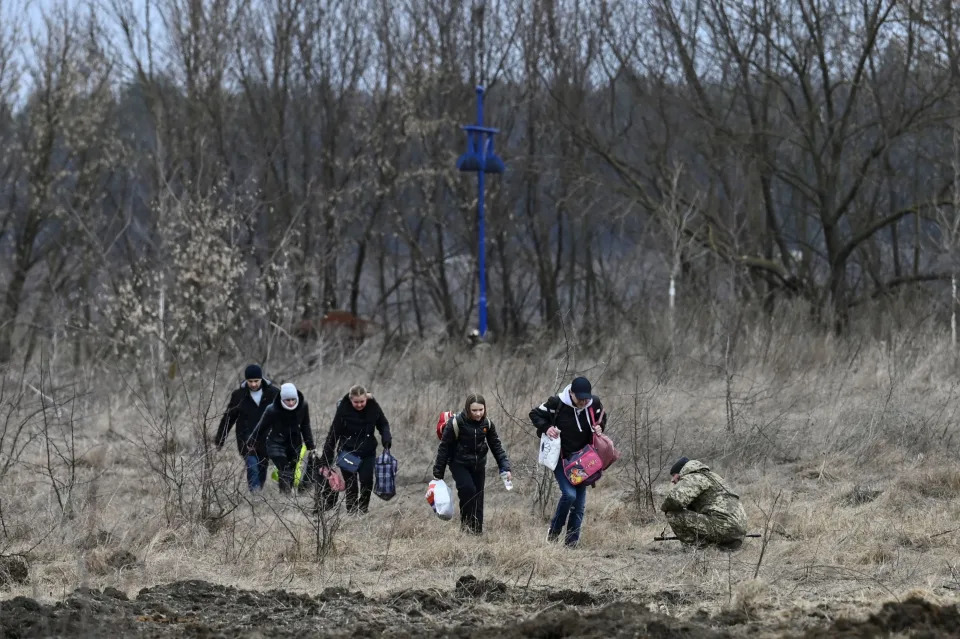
374,450,399,501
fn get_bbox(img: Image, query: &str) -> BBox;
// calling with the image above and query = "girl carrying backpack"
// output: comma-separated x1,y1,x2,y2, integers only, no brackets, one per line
432,393,511,534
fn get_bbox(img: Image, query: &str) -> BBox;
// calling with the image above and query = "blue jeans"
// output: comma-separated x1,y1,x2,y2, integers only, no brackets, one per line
550,462,587,545
245,454,269,492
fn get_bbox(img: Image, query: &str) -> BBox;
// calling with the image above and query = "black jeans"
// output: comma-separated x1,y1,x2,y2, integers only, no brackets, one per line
343,455,375,513
266,441,298,493
450,462,486,534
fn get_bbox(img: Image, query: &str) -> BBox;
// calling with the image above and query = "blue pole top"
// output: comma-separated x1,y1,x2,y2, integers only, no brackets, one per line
456,85,504,174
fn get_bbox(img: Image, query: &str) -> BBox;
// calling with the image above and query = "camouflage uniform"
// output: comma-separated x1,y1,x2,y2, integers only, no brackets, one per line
661,460,747,547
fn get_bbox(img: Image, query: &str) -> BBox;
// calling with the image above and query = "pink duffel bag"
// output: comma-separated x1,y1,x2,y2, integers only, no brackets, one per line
592,432,621,470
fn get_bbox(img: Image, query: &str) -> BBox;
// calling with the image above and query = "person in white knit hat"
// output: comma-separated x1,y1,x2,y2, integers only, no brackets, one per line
254,382,315,493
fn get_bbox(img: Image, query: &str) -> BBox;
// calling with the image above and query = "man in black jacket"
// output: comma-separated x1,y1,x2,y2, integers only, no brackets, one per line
255,382,316,494
529,377,607,547
321,385,392,514
215,364,278,492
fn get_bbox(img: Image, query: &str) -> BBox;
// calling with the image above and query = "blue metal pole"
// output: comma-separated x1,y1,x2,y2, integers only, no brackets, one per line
476,86,488,337
477,160,488,337
456,85,502,341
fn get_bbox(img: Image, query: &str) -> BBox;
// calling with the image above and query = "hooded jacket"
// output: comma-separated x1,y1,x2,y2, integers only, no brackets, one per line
254,389,315,451
433,412,510,479
529,385,607,458
214,380,279,456
660,459,747,534
321,394,392,463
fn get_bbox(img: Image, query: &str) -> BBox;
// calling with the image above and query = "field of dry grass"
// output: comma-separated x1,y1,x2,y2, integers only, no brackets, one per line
3,319,960,635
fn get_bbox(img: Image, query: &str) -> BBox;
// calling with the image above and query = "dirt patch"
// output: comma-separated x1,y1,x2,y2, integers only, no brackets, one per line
2,578,954,638
422,601,735,638
386,588,453,614
804,596,960,638
454,574,508,600
0,578,713,638
544,588,601,606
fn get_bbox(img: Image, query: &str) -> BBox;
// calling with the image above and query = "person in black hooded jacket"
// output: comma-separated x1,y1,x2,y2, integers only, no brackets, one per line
529,376,607,547
320,384,392,514
214,364,279,492
255,382,316,493
432,393,511,534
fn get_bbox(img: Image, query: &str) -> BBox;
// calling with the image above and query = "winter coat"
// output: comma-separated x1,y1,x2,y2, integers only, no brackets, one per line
433,412,510,479
321,394,392,463
254,390,315,452
661,460,748,545
215,381,279,456
529,385,607,458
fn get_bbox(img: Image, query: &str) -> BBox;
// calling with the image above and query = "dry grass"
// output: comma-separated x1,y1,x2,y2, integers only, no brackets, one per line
3,323,960,627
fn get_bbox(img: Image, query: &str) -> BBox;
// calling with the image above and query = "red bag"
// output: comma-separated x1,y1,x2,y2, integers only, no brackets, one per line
587,405,619,469
435,411,461,440
593,433,621,470
319,465,346,492
563,445,603,486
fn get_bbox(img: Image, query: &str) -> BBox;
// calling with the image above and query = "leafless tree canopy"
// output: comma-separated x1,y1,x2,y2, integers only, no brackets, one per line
2,0,960,364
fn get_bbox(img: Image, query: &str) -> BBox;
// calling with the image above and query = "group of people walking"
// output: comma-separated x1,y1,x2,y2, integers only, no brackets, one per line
214,365,391,514
216,366,748,548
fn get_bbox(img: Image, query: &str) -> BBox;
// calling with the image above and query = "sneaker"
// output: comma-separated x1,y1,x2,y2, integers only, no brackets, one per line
547,530,561,543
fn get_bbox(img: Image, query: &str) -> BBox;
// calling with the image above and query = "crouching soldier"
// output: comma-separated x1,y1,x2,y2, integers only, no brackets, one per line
661,457,747,549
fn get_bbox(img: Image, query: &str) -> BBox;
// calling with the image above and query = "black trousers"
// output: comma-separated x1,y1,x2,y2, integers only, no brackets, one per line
266,440,298,493
343,455,375,513
450,462,486,534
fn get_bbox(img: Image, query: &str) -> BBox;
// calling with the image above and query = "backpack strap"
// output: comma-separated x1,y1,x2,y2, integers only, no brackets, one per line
452,414,461,440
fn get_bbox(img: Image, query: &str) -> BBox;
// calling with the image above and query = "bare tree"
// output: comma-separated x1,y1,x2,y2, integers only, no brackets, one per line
586,0,958,330
0,5,125,363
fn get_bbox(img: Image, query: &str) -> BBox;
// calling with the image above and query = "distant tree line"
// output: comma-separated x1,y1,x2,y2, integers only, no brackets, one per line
1,0,959,366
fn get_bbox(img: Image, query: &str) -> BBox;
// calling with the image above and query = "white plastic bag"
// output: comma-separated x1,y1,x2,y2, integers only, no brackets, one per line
538,433,562,470
426,479,454,521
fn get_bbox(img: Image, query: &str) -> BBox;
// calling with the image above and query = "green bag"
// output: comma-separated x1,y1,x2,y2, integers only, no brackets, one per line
270,444,309,487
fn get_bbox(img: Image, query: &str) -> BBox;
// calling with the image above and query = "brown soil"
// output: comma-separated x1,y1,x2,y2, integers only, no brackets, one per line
2,578,958,638
804,597,960,638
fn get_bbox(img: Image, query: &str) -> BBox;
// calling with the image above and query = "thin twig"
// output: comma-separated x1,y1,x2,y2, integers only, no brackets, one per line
754,489,782,579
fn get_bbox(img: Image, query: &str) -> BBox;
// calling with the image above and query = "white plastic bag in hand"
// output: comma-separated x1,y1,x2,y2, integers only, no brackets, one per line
538,433,562,470
426,479,454,520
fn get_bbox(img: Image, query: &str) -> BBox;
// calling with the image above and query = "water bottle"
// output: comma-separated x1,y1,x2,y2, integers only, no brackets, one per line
500,471,513,491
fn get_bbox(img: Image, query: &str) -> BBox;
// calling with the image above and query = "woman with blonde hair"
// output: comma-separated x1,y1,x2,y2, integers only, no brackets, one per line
321,384,392,514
